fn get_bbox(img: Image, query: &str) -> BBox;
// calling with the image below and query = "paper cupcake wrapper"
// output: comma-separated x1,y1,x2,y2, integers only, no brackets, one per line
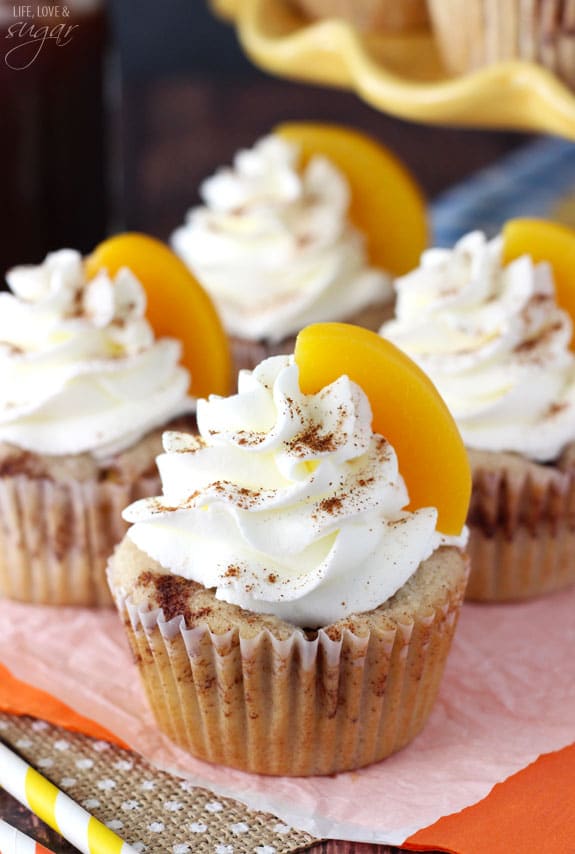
428,0,575,87
467,459,575,601
0,474,159,607
115,589,464,777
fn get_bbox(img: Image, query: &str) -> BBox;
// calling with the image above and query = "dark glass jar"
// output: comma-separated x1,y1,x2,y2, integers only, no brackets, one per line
0,0,108,277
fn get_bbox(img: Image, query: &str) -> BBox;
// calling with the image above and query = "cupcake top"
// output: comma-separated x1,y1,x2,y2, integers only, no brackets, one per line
171,134,391,343
124,354,465,628
380,231,575,462
0,249,194,460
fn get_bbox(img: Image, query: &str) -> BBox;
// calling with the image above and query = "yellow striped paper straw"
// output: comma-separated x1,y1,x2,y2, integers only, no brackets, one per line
0,818,56,854
0,742,138,854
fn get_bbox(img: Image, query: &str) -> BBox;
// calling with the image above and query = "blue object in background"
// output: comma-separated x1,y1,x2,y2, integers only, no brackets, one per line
431,138,575,247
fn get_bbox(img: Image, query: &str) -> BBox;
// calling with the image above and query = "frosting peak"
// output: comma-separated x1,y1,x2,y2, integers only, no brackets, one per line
381,232,575,462
125,356,463,627
0,249,194,459
172,135,391,342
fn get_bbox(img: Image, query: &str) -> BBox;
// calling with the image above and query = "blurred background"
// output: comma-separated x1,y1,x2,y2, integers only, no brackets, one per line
0,0,533,276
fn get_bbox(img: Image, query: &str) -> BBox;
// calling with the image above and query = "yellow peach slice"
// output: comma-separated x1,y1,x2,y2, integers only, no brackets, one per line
294,323,471,535
503,218,575,348
86,233,232,397
275,121,428,276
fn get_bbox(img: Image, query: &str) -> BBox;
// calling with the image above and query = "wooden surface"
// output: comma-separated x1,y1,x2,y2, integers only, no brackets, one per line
0,71,533,854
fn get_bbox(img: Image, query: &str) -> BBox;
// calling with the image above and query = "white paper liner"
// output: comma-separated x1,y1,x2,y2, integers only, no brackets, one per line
0,474,158,606
115,590,463,777
468,458,575,601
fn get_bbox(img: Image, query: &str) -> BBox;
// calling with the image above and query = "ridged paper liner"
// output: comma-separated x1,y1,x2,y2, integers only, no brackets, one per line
0,474,158,607
114,587,464,777
428,0,575,88
292,0,429,32
467,455,575,601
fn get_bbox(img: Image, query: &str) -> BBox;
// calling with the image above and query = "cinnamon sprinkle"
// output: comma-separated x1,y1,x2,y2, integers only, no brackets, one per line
233,430,266,447
318,496,343,515
287,424,338,456
546,402,569,418
224,564,241,578
136,571,204,625
514,321,563,356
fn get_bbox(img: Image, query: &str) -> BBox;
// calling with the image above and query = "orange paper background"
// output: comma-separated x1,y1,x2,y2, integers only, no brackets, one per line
0,664,125,747
406,744,575,853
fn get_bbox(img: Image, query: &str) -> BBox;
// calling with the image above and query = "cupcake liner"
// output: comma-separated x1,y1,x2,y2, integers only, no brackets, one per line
467,455,575,601
428,0,575,88
0,474,158,606
114,588,464,776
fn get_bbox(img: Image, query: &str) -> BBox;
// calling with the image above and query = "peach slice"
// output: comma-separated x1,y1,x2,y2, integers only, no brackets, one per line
86,233,232,397
502,218,575,349
275,121,428,276
294,323,471,535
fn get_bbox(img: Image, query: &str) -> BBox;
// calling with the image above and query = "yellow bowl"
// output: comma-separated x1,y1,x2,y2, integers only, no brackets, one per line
211,0,575,140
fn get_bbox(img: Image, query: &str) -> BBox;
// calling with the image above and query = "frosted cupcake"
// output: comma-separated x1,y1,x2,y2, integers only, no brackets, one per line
381,229,575,601
0,247,197,606
172,124,427,371
108,325,469,776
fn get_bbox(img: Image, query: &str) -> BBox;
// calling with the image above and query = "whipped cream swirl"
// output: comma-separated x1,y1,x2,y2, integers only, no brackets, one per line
0,249,194,459
125,355,463,627
171,135,391,342
381,231,575,462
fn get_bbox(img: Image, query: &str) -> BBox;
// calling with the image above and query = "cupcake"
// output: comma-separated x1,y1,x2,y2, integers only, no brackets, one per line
0,240,219,606
381,228,575,601
172,123,427,372
428,0,575,89
291,0,429,33
108,325,469,775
